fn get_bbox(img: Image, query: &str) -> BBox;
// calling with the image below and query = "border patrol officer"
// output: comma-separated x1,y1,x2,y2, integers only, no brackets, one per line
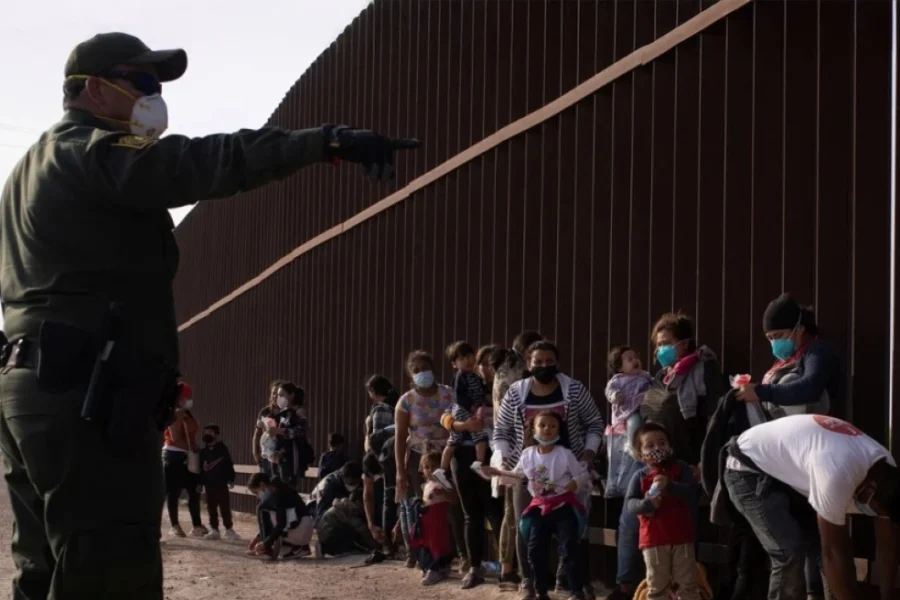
0,32,418,600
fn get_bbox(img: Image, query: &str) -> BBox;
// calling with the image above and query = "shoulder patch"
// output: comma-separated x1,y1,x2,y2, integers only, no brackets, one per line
110,134,155,150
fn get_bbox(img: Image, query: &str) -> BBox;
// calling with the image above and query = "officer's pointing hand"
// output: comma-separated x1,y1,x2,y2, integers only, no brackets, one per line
325,124,420,182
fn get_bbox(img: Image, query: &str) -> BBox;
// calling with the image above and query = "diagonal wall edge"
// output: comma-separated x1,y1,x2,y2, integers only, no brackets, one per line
177,0,752,334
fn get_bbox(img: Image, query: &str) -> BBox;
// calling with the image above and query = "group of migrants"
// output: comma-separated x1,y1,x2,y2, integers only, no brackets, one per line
163,292,900,600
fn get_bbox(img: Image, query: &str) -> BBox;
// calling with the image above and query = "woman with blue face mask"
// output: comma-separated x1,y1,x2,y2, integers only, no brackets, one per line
734,294,841,600
393,350,455,569
735,293,839,420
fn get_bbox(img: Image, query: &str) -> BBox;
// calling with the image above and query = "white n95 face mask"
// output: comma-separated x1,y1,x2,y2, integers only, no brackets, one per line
129,93,168,138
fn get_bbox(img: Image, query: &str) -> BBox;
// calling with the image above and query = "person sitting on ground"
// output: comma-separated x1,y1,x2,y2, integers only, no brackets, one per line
246,473,313,561
317,485,381,557
199,423,239,541
310,461,364,526
319,432,348,480
720,414,900,599
626,423,703,600
408,452,458,587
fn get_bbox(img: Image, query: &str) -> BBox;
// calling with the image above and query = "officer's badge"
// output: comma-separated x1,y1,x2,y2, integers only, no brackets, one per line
110,135,155,150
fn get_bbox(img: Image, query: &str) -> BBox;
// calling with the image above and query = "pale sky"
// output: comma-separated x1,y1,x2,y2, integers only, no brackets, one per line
0,0,371,224
0,0,372,330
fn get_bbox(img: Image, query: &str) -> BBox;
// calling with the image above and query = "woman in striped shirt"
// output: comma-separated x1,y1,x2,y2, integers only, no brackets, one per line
493,340,604,600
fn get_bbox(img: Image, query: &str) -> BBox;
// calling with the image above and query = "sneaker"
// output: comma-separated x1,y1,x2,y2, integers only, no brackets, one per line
169,525,186,538
189,525,209,538
458,558,472,574
461,570,485,589
283,545,311,560
203,529,221,541
405,556,418,569
422,569,448,586
223,528,241,541
499,572,521,591
555,579,570,593
433,468,454,490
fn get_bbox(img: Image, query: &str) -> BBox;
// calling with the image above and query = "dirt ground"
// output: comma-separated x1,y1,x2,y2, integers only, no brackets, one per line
0,483,613,600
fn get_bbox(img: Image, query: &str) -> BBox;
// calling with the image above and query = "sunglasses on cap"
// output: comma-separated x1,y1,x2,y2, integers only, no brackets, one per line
101,70,162,96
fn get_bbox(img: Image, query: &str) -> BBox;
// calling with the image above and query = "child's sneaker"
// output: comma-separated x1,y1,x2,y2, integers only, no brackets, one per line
203,529,221,541
433,468,453,490
422,569,447,586
189,525,209,538
168,525,186,538
223,528,241,541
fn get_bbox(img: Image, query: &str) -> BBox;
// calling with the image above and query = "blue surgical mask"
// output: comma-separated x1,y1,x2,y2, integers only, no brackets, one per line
656,345,678,368
770,338,796,361
534,434,560,446
413,370,435,388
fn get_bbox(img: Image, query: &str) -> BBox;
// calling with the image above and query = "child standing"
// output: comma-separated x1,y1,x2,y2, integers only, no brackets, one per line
625,423,700,600
199,424,240,541
438,341,489,486
605,346,652,497
486,410,590,600
409,452,456,586
318,432,348,480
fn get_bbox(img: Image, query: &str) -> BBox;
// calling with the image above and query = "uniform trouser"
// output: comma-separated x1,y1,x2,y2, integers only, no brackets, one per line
0,369,165,600
163,451,202,528
205,485,233,531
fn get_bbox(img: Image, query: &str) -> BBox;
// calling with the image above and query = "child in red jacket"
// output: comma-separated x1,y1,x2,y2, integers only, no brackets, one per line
625,422,700,600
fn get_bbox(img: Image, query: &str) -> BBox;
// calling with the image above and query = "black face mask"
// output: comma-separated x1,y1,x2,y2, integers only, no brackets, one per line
202,434,216,444
532,365,558,384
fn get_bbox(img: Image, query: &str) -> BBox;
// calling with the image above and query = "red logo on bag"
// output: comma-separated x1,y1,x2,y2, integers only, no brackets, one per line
814,415,863,436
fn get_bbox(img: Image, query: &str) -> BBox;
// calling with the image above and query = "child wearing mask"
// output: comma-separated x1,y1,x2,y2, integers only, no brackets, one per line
604,346,652,497
625,423,701,600
199,424,239,541
270,382,306,486
485,410,590,600
409,452,457,586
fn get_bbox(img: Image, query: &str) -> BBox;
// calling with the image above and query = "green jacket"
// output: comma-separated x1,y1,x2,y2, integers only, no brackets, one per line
0,109,326,366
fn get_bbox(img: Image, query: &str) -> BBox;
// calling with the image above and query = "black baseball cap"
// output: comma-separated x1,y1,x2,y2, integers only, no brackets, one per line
65,33,187,82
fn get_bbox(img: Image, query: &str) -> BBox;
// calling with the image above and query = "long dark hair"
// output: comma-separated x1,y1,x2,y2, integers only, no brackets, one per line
366,374,400,409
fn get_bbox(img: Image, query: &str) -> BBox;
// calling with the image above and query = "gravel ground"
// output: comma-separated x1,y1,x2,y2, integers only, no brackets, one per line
0,482,612,600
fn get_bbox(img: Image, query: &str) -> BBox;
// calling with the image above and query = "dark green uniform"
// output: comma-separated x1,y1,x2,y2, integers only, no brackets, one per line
0,110,325,599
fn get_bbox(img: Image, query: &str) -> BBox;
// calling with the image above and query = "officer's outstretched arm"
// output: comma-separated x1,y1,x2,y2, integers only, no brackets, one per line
88,126,419,210
89,128,327,209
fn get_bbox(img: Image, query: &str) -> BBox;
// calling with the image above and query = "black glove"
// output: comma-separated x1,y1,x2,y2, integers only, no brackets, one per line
324,125,420,181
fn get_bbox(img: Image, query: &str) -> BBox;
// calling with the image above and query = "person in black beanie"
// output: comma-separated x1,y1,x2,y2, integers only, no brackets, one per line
736,293,840,418
736,293,841,600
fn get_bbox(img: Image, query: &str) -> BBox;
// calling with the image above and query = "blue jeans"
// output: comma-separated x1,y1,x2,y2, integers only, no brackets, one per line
616,459,645,586
724,468,828,600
